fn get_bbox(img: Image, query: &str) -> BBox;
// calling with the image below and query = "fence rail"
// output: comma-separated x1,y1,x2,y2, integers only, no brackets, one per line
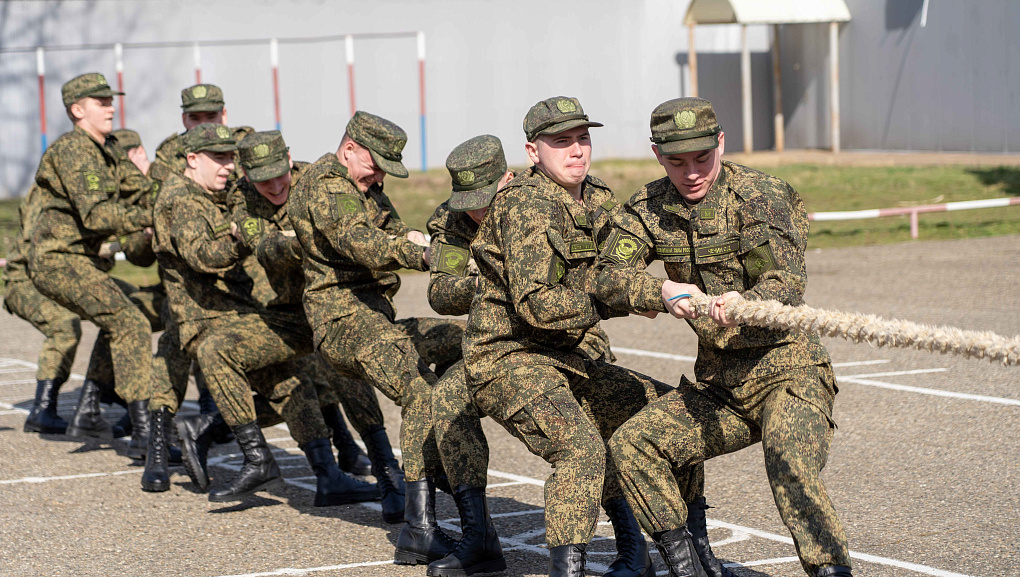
809,197,1020,239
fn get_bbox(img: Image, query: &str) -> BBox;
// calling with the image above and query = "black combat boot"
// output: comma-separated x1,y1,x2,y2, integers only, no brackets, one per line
65,380,113,440
364,424,405,524
549,543,587,577
140,408,172,492
603,498,655,577
654,527,709,577
686,497,734,577
394,478,458,565
176,411,225,491
426,485,505,577
320,404,371,476
125,400,150,460
302,438,380,506
208,422,282,502
111,410,132,438
23,379,68,434
815,566,853,577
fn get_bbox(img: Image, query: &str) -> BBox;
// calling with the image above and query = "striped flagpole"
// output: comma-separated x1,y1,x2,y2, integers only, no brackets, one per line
115,43,125,128
270,38,281,131
417,31,427,172
345,35,356,117
36,47,47,152
193,42,202,84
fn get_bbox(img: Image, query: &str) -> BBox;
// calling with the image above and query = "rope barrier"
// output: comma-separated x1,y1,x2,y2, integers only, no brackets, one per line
687,294,1020,367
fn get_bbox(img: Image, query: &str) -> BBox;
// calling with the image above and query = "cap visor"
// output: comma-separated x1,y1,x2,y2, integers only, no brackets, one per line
89,88,125,98
245,158,290,182
182,102,226,112
657,133,719,155
369,149,409,178
195,143,238,153
534,119,604,140
449,181,499,212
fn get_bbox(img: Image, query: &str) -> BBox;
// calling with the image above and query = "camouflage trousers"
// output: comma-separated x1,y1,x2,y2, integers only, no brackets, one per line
485,361,673,548
149,296,208,414
3,278,81,383
317,306,464,482
31,260,152,403
432,359,488,489
184,309,329,446
609,363,850,575
303,353,384,435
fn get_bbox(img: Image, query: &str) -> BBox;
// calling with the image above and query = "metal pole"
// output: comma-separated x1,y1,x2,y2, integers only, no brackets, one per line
193,42,202,84
771,25,784,152
688,23,698,97
417,31,427,173
829,21,841,153
270,38,281,131
345,35,356,117
36,47,47,152
741,24,753,154
115,43,125,128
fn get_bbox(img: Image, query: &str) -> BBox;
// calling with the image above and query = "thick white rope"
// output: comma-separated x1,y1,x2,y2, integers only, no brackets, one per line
688,294,1020,367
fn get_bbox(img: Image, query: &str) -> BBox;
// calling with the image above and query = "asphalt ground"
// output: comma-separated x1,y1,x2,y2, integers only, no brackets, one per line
1,235,1017,577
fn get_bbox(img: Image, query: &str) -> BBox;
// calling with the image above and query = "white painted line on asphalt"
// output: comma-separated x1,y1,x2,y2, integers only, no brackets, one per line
613,347,696,363
729,555,800,567
487,468,546,487
831,359,890,367
0,409,25,416
0,368,36,374
485,480,530,488
0,401,28,414
218,559,393,577
709,519,974,577
840,377,1020,406
0,379,39,386
0,469,142,485
840,368,947,379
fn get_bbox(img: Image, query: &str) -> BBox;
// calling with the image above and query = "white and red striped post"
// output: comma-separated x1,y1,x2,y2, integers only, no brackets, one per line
417,31,427,172
36,47,48,152
270,38,281,131
114,43,125,128
345,34,356,117
193,42,202,84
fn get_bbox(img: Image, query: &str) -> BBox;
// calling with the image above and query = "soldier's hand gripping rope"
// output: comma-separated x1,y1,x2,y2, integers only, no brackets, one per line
683,293,1020,366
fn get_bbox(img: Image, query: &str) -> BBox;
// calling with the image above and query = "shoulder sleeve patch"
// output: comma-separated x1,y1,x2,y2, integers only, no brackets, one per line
435,243,470,276
82,170,101,192
600,229,648,266
743,241,777,278
332,194,363,219
239,217,264,244
547,255,566,284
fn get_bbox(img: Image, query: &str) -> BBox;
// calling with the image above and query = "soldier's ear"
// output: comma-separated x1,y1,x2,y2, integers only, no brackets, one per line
186,152,200,170
524,141,540,165
220,108,229,126
69,101,86,122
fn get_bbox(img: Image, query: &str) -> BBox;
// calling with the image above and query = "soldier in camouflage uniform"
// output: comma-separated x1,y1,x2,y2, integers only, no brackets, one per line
596,98,851,577
148,124,377,507
426,135,514,577
5,183,81,435
27,73,154,446
462,97,689,577
287,111,464,564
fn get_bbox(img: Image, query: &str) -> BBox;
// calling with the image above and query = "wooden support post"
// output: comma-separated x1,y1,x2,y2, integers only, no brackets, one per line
741,24,753,154
830,21,841,153
772,24,784,153
688,23,698,97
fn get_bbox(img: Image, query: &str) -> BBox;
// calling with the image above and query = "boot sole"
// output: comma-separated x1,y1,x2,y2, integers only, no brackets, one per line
427,557,508,576
23,422,68,435
65,426,113,441
394,550,439,566
314,490,381,507
382,509,404,524
176,426,210,492
141,477,171,492
125,445,146,461
208,476,284,502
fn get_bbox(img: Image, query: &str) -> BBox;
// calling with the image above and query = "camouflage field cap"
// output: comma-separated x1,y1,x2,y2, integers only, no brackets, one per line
238,131,290,182
346,111,409,178
61,73,123,107
110,129,143,151
181,84,225,112
183,123,237,154
650,97,721,155
523,96,603,142
446,135,507,212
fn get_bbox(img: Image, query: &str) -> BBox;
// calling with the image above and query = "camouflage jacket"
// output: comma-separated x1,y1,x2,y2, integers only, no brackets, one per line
29,126,152,270
463,166,623,419
149,126,254,184
229,162,310,308
116,161,159,268
287,152,427,344
596,160,830,387
4,185,43,284
425,200,479,316
152,173,258,346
